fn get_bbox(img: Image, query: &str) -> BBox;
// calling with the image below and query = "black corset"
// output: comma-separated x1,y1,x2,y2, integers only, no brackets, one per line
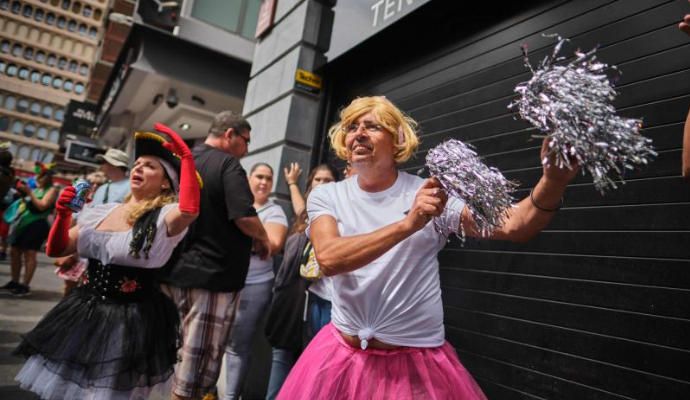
83,259,157,302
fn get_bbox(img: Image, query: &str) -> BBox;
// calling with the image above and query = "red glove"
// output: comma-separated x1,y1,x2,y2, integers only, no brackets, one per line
154,122,200,214
46,187,75,257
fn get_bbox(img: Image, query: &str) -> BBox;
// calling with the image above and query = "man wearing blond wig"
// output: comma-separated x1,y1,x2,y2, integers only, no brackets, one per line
276,96,578,399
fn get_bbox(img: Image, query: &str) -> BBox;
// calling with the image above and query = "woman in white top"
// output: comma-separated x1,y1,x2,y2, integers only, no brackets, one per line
14,124,201,400
277,96,578,399
223,163,288,399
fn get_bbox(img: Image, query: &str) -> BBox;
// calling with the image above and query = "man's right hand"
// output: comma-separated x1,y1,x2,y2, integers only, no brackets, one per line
253,236,271,260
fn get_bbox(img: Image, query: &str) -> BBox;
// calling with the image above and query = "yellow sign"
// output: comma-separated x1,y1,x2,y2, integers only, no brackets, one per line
295,69,323,90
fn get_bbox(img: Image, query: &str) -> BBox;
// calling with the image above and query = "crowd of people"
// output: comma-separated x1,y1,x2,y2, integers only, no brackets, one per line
0,9,688,400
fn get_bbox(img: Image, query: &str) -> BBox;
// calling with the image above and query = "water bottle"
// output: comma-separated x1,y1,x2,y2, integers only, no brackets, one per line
68,179,91,212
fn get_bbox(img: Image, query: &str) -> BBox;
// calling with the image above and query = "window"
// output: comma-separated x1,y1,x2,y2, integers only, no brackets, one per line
17,145,30,160
22,4,32,17
0,116,9,132
61,0,70,10
18,67,29,80
35,51,45,63
42,105,52,118
0,0,8,11
88,27,97,38
23,47,33,60
37,126,48,139
10,1,20,14
83,5,91,17
30,70,40,83
78,23,86,35
54,108,64,121
34,8,44,22
47,54,56,67
6,64,18,77
17,99,28,112
0,60,5,74
48,129,60,143
46,12,56,25
93,9,102,21
67,20,77,32
63,80,73,92
74,82,84,94
68,60,77,73
0,41,10,53
57,16,66,29
192,0,242,34
12,44,22,57
30,148,42,161
79,64,88,76
30,102,41,115
4,95,16,110
72,1,80,13
52,76,63,89
43,152,54,163
11,120,23,135
41,73,51,86
23,123,35,137
57,57,67,69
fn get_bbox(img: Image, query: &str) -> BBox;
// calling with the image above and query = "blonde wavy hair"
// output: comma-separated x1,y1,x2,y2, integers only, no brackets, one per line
124,189,176,225
328,96,420,164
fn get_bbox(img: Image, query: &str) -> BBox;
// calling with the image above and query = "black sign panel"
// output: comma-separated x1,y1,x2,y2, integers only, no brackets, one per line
60,101,98,137
64,139,106,167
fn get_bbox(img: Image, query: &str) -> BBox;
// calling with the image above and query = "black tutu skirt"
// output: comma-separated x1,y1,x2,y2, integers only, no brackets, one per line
14,260,179,400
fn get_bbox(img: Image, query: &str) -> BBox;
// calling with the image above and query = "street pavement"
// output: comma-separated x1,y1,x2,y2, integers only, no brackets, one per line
0,252,61,399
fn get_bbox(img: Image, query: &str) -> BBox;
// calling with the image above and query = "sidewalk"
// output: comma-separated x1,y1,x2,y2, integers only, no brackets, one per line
0,252,62,399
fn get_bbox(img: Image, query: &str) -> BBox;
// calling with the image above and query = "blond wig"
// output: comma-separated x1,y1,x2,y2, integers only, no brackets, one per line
328,96,419,164
124,189,176,226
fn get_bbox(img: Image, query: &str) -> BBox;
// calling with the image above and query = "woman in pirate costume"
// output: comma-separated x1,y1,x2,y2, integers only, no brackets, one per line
13,123,201,400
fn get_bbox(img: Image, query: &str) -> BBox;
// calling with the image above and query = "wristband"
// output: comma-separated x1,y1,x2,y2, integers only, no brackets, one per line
288,182,298,186
529,188,562,212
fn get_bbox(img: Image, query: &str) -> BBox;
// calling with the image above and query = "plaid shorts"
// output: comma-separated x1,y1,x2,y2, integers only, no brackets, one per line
161,285,240,399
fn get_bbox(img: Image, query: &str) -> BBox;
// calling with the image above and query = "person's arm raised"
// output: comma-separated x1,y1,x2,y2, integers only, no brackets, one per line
311,178,447,276
46,187,80,257
284,162,305,216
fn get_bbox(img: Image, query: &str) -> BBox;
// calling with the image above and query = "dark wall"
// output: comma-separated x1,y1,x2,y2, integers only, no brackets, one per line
323,0,690,398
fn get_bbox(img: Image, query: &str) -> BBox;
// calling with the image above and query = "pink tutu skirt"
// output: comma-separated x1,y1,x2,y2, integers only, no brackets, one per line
277,323,487,400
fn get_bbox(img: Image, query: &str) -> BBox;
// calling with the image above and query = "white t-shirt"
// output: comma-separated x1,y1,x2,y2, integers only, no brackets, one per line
307,172,465,348
245,200,288,284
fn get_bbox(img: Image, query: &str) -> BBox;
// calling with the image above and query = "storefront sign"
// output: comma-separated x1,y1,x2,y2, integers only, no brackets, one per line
327,0,431,60
295,68,323,94
60,101,98,137
255,0,277,38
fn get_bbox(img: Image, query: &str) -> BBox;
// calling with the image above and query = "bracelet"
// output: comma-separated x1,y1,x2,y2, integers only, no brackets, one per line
529,189,562,212
288,182,298,186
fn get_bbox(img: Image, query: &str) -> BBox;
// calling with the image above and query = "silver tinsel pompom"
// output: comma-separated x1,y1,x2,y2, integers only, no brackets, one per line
508,34,655,194
426,139,518,239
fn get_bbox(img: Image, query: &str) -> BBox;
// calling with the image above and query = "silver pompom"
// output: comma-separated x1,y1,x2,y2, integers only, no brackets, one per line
426,139,518,240
508,34,656,194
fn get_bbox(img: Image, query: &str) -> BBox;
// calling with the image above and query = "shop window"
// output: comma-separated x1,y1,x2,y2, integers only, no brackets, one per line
12,121,23,135
23,47,33,60
74,82,84,94
79,64,88,76
23,123,35,137
57,16,66,29
35,51,45,63
34,8,44,22
78,23,86,35
30,70,40,83
4,95,16,110
41,73,51,86
57,57,67,69
46,54,56,67
48,129,59,143
17,99,28,112
0,40,9,53
18,67,29,80
67,20,77,32
10,1,20,14
54,108,64,121
22,4,32,18
6,64,17,77
0,0,8,11
68,60,77,73
52,76,63,89
36,126,47,139
42,105,52,119
61,0,70,10
63,79,73,92
30,102,41,115
0,116,9,132
11,44,22,57
46,12,56,25
88,27,97,38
